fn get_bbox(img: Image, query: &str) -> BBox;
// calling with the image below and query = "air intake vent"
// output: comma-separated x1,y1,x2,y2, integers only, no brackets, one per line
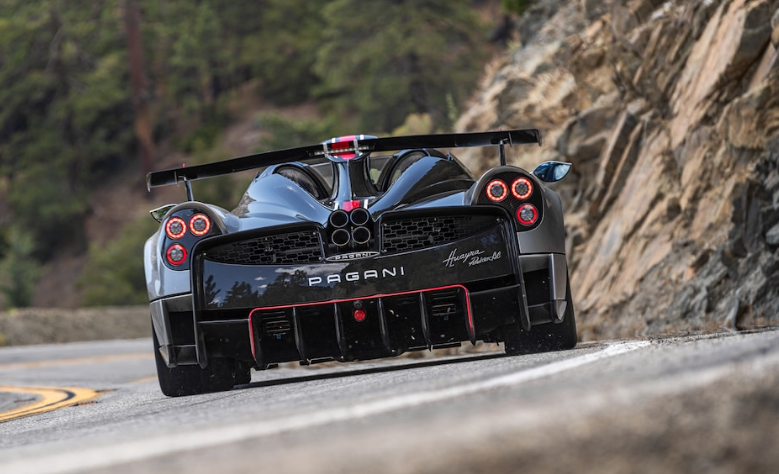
429,290,460,318
206,230,322,265
381,215,501,254
262,311,291,336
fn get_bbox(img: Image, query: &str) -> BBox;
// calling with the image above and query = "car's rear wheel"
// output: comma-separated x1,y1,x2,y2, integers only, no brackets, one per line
502,274,577,356
152,328,236,397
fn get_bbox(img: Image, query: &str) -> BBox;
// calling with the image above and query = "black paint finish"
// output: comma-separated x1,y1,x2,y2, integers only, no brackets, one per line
146,129,574,380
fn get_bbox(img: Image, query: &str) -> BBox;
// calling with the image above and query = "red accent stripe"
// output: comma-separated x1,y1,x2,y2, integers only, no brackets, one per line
247,284,474,361
341,200,361,211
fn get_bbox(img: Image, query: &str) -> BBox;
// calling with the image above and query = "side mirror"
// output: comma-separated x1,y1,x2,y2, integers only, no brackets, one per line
150,204,176,223
533,161,572,183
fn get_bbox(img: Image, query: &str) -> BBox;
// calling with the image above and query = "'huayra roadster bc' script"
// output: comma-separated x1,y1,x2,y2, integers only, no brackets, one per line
145,130,576,396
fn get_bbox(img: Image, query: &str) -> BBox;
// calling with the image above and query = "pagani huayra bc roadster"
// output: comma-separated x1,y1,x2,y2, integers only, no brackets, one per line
145,129,576,396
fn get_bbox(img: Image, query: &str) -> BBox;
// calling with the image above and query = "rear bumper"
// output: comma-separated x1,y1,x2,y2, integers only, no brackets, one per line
151,253,569,368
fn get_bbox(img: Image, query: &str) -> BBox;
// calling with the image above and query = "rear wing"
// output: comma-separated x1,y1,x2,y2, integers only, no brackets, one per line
147,129,542,190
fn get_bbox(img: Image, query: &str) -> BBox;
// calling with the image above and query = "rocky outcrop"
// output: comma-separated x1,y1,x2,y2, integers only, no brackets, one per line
458,0,779,339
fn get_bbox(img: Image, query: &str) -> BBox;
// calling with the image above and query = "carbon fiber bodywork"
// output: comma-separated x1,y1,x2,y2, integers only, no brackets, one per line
145,130,576,396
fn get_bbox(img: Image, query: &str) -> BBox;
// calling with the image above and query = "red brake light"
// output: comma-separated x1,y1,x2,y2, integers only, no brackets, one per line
189,214,211,236
328,135,358,160
353,309,366,322
516,204,538,226
486,180,507,202
165,217,186,240
511,177,533,200
166,244,187,265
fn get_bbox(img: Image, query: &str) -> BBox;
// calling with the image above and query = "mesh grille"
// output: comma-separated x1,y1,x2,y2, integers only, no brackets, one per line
206,231,322,265
381,215,500,254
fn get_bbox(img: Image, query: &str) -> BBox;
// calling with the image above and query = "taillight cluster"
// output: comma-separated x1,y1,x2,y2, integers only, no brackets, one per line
162,211,215,269
480,174,541,228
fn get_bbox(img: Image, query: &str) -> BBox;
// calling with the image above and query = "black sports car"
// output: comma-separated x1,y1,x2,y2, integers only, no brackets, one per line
145,129,576,396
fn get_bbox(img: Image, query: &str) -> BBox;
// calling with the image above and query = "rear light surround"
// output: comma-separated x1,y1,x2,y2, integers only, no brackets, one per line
160,208,219,271
475,170,543,231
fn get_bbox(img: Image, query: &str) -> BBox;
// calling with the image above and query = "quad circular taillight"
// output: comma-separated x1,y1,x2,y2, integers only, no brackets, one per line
165,217,186,240
486,180,508,202
511,177,533,200
166,244,187,265
189,214,211,236
516,204,538,226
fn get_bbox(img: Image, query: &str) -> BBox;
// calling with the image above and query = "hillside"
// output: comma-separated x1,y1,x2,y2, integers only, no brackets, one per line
30,94,307,308
10,0,779,343
456,0,779,338
0,0,495,311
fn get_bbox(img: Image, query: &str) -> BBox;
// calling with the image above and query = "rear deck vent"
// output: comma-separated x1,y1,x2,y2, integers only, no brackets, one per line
381,214,500,254
206,230,322,265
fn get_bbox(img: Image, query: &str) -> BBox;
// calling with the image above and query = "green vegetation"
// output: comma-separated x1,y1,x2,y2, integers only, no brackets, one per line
0,227,40,309
256,114,343,151
313,0,486,132
0,0,493,307
78,216,157,307
501,0,536,15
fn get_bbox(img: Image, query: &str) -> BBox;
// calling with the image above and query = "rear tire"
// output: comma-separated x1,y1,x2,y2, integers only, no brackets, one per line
503,274,577,356
152,328,236,397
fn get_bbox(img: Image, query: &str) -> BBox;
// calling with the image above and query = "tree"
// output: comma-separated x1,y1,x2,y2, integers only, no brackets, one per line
250,0,324,104
121,0,155,175
0,227,39,308
314,0,487,132
78,215,156,306
0,1,134,256
501,0,535,16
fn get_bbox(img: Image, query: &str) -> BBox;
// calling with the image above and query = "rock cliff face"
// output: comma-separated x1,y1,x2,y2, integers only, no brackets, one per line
457,0,779,339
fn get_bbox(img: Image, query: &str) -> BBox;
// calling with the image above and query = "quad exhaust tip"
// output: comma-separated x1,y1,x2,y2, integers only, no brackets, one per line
329,210,350,228
352,226,371,245
329,208,372,246
350,208,370,226
331,228,351,247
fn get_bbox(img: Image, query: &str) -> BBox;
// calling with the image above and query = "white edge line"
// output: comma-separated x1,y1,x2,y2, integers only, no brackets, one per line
5,341,650,474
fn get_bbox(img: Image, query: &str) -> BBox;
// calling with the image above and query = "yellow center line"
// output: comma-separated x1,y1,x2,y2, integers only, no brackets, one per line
131,375,158,384
0,352,152,371
0,386,102,423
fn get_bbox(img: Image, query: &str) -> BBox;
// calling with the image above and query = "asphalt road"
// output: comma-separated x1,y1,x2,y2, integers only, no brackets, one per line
1,328,778,474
